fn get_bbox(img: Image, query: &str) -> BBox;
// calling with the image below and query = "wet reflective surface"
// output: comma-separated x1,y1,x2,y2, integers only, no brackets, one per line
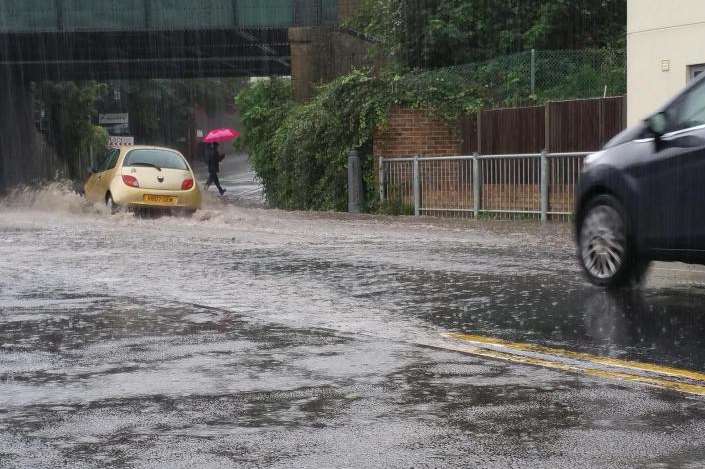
3,181,705,467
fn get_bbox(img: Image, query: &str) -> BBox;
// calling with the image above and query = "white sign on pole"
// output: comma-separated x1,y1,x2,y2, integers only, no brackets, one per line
99,113,129,125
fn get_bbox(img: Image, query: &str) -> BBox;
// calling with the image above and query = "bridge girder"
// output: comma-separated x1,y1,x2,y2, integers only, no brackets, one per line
0,28,292,80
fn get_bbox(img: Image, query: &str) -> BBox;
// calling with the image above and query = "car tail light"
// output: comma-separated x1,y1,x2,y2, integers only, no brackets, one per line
122,175,140,188
181,178,194,190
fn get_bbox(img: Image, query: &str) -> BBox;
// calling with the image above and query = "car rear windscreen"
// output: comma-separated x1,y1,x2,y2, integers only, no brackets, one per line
123,149,188,170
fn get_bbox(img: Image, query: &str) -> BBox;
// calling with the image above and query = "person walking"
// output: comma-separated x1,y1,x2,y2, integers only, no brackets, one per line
205,142,226,196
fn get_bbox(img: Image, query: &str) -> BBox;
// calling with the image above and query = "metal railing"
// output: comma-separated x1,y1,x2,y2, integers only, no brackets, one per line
379,152,589,221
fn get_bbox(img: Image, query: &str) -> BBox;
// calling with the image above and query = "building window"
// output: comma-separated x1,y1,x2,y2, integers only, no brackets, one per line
688,64,705,83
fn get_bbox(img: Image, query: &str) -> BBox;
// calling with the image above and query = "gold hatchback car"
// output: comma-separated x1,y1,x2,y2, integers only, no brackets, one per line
84,145,202,213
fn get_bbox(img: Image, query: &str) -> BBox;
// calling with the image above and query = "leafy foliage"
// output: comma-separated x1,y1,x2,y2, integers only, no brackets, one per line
236,78,294,206
34,78,242,181
237,70,483,211
124,78,243,154
437,48,626,107
350,0,626,69
35,81,108,179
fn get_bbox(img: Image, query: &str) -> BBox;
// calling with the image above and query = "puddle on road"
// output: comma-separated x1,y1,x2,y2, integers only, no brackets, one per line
4,187,705,466
3,184,705,380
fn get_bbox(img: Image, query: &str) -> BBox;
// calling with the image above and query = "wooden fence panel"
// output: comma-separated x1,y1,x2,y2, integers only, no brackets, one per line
547,96,626,153
458,114,478,155
601,96,627,145
478,106,545,155
378,97,628,218
547,99,600,153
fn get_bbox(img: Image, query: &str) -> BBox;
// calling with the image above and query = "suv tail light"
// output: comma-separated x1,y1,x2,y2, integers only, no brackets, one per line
122,175,140,188
181,178,194,190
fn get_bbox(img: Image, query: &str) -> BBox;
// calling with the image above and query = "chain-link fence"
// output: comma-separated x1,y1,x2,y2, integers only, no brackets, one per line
418,49,626,107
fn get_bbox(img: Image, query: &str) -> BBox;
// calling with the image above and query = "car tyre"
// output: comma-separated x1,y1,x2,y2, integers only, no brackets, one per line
106,193,119,215
577,194,646,289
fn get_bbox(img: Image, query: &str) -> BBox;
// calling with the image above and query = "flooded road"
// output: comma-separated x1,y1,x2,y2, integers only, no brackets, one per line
2,185,705,467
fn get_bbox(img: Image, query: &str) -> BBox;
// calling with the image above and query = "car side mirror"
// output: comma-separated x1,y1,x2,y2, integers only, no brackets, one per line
646,112,668,138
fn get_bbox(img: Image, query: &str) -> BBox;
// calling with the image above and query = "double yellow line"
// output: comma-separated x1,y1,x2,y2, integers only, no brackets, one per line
444,333,705,396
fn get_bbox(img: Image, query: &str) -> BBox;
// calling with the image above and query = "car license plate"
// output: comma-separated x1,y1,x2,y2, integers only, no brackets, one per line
143,194,176,205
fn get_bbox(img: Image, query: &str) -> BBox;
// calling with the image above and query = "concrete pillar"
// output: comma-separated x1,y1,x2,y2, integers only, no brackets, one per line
540,150,549,223
413,156,420,216
347,149,363,213
472,153,481,218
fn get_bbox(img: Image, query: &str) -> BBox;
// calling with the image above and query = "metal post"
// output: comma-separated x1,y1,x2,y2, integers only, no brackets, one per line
530,49,536,96
378,156,385,204
472,153,481,218
348,149,362,213
232,0,239,27
55,0,64,31
144,0,152,29
540,150,549,223
413,156,420,216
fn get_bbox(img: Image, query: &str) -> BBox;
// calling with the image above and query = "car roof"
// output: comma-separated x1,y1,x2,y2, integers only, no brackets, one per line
119,145,182,152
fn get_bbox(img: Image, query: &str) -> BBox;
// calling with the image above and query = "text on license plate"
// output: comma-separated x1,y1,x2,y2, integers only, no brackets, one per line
143,194,176,204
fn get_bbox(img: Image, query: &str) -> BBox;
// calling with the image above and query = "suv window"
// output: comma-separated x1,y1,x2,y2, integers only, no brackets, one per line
667,79,705,132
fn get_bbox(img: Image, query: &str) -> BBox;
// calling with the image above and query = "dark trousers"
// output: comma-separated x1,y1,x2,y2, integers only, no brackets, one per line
206,172,224,194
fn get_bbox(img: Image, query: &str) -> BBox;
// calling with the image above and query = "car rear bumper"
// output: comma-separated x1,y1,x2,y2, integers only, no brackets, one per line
112,186,202,210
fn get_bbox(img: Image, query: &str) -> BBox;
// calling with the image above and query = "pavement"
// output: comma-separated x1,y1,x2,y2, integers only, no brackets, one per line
192,153,265,207
2,160,705,467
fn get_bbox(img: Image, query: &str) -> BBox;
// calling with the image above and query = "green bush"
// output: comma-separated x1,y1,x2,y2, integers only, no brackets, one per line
236,78,295,207
236,70,482,212
35,81,108,179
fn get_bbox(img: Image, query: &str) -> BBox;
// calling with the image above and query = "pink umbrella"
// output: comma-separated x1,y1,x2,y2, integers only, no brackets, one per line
203,128,241,143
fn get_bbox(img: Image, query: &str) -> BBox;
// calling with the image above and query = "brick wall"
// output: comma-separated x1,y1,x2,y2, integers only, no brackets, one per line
373,107,461,159
374,106,580,217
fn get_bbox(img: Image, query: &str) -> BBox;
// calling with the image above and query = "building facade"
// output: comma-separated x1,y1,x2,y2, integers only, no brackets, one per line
628,0,705,125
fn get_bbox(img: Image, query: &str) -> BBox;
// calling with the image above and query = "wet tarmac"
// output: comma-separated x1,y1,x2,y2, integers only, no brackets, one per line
2,185,705,467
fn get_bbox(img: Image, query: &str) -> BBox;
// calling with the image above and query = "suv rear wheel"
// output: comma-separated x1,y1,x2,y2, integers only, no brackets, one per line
578,194,647,288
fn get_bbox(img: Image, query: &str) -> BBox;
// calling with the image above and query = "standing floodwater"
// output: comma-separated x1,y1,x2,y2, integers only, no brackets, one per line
3,173,705,467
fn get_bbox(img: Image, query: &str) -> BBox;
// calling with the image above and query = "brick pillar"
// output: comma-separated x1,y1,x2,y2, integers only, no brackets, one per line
288,26,334,102
289,0,372,102
338,0,362,22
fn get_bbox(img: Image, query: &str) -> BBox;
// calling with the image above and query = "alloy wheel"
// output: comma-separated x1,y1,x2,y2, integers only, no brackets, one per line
580,204,626,280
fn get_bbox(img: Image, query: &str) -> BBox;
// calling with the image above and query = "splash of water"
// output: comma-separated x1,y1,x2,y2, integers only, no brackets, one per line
0,180,107,216
0,180,266,228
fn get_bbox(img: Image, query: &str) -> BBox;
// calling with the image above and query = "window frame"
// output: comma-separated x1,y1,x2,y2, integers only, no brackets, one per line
96,148,119,172
688,64,705,84
104,149,120,171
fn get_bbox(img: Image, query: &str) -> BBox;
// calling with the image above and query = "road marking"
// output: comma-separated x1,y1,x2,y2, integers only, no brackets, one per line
444,333,705,396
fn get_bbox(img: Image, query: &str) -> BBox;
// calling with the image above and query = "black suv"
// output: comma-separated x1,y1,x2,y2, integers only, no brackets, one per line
576,75,705,288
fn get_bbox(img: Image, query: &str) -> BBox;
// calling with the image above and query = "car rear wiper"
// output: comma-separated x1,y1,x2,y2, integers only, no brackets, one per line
131,162,162,171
